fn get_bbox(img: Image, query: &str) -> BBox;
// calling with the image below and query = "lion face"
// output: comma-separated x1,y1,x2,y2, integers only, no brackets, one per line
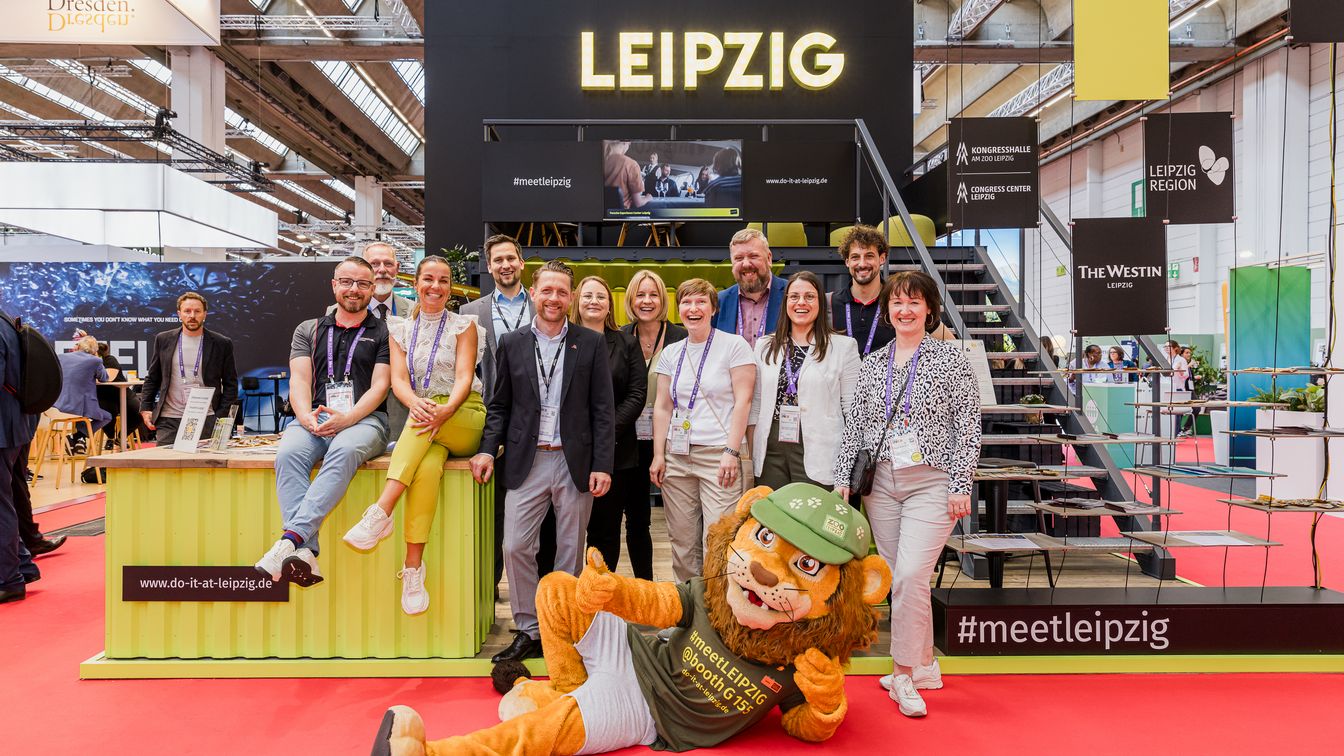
724,517,841,630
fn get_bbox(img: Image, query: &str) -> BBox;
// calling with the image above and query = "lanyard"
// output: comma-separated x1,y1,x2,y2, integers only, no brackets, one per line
326,324,367,381
885,341,923,426
494,297,527,336
643,321,668,366
845,301,881,356
177,331,203,379
781,343,807,397
534,335,564,401
672,329,715,411
736,298,768,340
407,312,449,391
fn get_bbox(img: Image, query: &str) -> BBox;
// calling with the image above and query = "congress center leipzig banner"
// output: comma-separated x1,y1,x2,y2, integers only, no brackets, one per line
0,261,335,382
947,117,1040,230
1072,217,1168,338
1143,112,1235,225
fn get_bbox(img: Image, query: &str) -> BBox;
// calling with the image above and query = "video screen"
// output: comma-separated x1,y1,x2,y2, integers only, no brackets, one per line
602,139,743,221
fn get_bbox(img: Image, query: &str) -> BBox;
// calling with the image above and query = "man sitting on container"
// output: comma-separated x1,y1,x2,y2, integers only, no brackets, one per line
254,256,392,587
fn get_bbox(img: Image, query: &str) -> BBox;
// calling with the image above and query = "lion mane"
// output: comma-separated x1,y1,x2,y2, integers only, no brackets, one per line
701,505,880,668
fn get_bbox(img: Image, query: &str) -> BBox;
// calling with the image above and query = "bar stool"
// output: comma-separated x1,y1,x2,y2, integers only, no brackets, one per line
33,411,94,489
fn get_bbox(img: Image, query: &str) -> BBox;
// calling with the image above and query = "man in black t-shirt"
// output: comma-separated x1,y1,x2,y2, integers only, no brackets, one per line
828,225,895,359
253,256,392,588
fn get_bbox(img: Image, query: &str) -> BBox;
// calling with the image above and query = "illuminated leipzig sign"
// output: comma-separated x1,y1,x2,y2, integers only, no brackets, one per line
580,32,845,91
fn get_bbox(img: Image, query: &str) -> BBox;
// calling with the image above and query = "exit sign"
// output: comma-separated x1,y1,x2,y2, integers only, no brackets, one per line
1131,179,1145,217
1168,262,1180,280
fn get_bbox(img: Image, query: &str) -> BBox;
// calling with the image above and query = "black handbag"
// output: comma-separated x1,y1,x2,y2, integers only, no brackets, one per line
849,379,908,496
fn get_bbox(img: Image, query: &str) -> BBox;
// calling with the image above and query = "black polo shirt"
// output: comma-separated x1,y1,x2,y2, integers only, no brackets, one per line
289,311,390,413
829,286,895,358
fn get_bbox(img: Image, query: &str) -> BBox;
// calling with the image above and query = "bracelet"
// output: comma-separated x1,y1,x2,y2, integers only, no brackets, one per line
721,446,742,458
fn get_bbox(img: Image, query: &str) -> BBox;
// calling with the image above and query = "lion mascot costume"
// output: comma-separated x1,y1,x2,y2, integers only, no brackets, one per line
371,483,892,755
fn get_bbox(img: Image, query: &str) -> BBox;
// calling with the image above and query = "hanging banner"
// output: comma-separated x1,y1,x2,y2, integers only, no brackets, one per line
1075,0,1169,101
481,141,604,223
1291,0,1344,43
946,117,1039,230
0,0,220,45
1143,112,1235,225
1072,218,1168,337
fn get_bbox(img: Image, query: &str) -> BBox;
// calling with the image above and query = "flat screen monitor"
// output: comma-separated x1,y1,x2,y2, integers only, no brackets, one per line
601,139,743,221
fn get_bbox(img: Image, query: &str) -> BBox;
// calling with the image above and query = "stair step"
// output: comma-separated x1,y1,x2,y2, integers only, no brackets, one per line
968,327,1025,336
992,377,1053,386
980,434,1048,445
995,352,1039,361
945,283,999,292
959,304,1012,313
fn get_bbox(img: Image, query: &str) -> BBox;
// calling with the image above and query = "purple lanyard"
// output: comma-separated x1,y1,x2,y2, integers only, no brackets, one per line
326,324,367,381
781,343,806,397
736,298,767,340
407,313,449,391
885,342,923,427
845,301,880,356
177,331,203,379
672,329,715,411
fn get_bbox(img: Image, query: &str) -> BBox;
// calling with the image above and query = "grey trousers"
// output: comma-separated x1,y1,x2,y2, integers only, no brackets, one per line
504,449,593,639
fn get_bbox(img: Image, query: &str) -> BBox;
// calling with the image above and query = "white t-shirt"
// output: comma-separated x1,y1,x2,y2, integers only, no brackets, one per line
1169,353,1190,384
162,332,204,418
655,331,755,448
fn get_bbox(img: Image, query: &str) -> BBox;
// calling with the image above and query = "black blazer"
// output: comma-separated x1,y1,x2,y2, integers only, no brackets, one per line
604,328,647,470
478,325,615,492
140,326,239,422
620,321,688,360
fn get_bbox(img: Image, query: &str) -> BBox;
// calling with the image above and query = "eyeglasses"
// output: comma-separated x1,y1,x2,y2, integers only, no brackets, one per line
368,261,399,270
334,278,374,291
786,293,819,303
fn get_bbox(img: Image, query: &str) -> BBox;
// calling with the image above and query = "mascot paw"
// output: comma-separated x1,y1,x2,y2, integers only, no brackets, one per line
793,649,846,713
576,547,617,614
370,705,425,756
491,659,532,695
498,678,550,722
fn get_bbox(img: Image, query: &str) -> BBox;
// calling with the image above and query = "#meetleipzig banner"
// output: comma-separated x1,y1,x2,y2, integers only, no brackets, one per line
947,117,1040,230
1072,217,1168,337
1143,112,1235,225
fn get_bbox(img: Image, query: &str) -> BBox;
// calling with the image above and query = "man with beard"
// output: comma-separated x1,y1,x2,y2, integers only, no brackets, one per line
361,242,411,439
712,227,788,349
470,259,615,662
254,257,392,587
828,225,895,358
139,292,239,446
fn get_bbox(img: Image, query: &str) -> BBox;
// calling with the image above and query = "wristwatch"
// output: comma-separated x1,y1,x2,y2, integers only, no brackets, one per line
721,446,742,458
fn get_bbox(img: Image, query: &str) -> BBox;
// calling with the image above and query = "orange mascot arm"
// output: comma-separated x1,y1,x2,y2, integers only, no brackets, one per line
576,547,685,629
780,648,848,742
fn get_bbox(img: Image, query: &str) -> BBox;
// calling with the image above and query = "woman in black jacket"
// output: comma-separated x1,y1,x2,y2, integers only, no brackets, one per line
570,275,650,577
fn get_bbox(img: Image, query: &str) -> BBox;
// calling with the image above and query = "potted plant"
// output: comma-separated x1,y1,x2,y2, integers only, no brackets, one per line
1252,378,1326,498
1021,393,1046,425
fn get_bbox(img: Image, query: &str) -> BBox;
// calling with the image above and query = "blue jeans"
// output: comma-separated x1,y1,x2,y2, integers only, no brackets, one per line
274,412,388,555
0,446,37,589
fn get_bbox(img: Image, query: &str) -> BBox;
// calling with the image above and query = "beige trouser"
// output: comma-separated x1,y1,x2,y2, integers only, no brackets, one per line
661,443,754,583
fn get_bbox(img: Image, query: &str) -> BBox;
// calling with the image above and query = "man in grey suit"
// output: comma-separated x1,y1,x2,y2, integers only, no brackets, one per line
459,234,532,592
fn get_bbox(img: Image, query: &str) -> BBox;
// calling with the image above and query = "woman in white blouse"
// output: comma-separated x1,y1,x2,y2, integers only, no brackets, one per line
751,271,860,489
342,255,486,615
649,277,756,582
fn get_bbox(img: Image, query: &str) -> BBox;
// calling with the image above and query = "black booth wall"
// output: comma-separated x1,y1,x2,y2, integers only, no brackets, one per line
425,0,915,255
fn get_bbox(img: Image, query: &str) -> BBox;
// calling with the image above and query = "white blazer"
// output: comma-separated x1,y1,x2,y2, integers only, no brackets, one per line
750,333,861,485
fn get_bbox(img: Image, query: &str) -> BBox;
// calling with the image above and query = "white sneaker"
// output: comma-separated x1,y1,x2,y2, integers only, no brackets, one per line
344,504,394,550
881,659,943,691
282,547,324,587
399,563,429,615
254,538,295,581
889,674,927,717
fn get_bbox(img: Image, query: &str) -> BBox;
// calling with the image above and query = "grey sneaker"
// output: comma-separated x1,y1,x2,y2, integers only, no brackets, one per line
282,547,324,587
344,504,394,550
889,674,927,717
254,538,295,581
399,562,429,615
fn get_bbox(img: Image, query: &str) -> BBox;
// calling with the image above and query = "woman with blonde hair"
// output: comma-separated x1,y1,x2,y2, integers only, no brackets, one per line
343,255,486,615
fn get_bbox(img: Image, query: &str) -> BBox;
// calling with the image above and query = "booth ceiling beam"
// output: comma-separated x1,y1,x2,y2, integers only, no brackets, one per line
948,0,1009,40
913,40,1236,64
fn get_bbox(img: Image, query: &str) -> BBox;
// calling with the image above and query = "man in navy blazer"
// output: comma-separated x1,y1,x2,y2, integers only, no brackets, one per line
712,227,789,348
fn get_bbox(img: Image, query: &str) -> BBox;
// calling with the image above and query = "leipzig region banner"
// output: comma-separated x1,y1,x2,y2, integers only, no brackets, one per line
1291,0,1344,44
1143,112,1234,225
0,261,337,384
1072,218,1168,338
947,117,1039,230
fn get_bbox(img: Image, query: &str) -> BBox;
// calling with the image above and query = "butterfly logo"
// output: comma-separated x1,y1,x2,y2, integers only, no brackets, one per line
1198,146,1229,186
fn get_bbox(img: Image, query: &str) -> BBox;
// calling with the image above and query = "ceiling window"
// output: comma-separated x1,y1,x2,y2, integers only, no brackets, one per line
315,60,421,155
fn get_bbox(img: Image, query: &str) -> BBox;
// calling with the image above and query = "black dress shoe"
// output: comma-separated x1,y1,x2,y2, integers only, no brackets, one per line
28,536,67,556
491,631,542,663
0,584,26,604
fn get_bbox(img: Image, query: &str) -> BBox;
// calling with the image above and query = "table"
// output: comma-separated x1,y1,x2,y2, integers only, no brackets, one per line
83,446,495,677
98,380,143,451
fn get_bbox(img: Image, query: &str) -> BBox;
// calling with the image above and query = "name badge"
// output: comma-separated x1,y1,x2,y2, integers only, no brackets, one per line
669,410,691,455
327,380,355,414
777,405,801,443
539,406,559,440
888,430,924,470
636,406,654,440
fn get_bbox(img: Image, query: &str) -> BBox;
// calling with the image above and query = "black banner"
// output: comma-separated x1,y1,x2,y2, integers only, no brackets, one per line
934,588,1344,655
1143,112,1235,224
1072,217,1168,337
123,566,288,602
742,141,856,222
482,141,604,222
1291,0,1344,43
947,117,1039,230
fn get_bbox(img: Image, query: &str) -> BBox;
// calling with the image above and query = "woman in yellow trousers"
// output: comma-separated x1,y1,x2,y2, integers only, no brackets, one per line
343,255,486,614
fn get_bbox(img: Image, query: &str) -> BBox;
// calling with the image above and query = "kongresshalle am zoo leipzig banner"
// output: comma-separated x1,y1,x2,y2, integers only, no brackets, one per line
0,261,337,382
